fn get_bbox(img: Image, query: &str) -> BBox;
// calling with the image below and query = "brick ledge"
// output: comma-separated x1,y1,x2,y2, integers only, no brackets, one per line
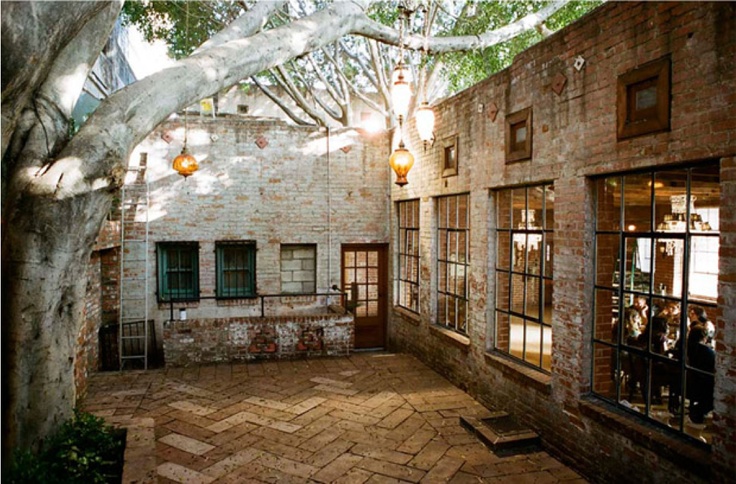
579,397,710,478
393,306,421,326
483,351,552,395
429,325,470,351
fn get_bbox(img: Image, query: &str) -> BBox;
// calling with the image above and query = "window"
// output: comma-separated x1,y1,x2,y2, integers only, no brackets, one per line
617,56,670,139
437,194,469,334
281,244,316,293
592,162,719,443
216,242,256,298
505,108,532,163
442,135,458,178
397,200,420,313
157,242,199,302
494,184,554,372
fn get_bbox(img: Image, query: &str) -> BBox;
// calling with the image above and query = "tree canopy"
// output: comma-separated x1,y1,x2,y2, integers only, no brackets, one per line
121,1,599,127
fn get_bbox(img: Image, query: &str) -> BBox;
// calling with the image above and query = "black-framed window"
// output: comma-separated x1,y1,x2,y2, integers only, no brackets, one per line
397,199,420,313
157,242,199,302
592,162,719,443
494,184,554,372
216,241,256,298
437,194,469,334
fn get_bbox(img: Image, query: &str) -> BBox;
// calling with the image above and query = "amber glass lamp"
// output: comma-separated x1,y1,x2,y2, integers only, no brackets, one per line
389,140,415,187
172,145,198,178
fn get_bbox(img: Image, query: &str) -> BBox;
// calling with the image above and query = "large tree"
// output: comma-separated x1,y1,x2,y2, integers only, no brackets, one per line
1,0,587,457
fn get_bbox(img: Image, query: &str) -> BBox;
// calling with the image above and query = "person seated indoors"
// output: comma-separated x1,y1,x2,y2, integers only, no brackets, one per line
686,324,716,424
631,296,649,329
689,305,715,348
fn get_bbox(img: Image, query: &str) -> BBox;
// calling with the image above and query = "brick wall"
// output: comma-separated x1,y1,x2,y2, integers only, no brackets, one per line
75,252,102,399
389,2,734,482
128,118,389,345
163,311,354,366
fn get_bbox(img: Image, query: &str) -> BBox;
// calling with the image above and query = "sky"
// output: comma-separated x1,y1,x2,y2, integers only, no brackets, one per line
126,26,174,79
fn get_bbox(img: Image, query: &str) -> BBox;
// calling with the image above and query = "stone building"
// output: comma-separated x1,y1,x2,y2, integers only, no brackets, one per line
78,2,735,482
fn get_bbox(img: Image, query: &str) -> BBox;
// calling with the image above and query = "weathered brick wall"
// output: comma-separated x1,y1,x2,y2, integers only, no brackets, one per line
75,252,102,399
389,2,734,482
129,118,389,344
163,311,354,366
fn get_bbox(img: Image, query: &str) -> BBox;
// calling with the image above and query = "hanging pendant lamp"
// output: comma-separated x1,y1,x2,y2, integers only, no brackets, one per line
172,1,198,179
389,139,415,187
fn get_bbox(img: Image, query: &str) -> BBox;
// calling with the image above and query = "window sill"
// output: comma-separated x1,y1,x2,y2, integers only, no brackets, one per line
430,325,470,352
483,351,551,395
579,397,710,477
393,306,420,326
157,301,199,310
216,297,259,306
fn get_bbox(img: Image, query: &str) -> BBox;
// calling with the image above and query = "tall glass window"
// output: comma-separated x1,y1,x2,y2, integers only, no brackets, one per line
494,184,554,372
592,163,719,443
437,194,469,334
397,200,420,313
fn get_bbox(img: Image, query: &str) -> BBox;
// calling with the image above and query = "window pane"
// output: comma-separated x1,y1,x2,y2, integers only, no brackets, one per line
495,311,510,353
496,272,509,311
525,276,541,320
510,316,524,360
596,234,620,287
623,173,652,232
623,237,651,293
596,177,621,232
497,190,512,229
544,185,555,230
497,232,511,270
512,188,526,228
594,289,617,343
654,169,687,233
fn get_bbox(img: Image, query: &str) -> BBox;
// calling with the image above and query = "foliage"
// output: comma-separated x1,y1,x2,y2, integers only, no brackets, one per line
438,1,602,92
5,410,125,484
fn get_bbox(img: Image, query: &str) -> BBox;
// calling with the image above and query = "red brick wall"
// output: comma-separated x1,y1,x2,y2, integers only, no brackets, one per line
163,312,354,366
389,2,735,482
75,252,102,399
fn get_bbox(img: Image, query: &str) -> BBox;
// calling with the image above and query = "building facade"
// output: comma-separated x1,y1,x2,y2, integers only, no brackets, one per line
388,2,734,482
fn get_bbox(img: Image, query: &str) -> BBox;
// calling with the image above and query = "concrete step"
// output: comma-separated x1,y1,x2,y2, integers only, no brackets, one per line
460,411,541,455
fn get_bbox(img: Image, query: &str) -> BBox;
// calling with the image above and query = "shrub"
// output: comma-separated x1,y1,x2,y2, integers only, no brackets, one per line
6,410,125,484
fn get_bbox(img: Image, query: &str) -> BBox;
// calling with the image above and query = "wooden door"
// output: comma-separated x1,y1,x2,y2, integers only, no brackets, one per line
341,244,388,349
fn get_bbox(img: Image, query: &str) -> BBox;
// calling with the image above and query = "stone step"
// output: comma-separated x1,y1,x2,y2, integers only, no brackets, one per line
460,412,540,455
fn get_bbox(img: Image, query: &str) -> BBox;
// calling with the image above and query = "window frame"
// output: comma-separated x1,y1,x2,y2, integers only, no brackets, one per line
616,56,671,140
397,199,421,313
591,162,720,442
156,242,199,302
494,183,554,373
441,135,459,178
216,241,256,299
505,107,532,163
436,193,470,335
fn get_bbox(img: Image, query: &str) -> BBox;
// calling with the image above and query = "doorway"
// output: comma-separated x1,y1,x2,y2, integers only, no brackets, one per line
341,244,388,349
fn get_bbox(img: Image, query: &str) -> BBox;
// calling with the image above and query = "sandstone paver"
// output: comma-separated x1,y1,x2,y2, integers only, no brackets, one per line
83,352,587,483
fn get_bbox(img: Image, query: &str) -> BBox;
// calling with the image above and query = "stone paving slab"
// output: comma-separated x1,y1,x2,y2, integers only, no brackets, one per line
83,352,587,483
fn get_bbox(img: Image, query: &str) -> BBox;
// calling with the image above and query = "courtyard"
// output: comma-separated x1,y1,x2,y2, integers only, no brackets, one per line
83,352,585,483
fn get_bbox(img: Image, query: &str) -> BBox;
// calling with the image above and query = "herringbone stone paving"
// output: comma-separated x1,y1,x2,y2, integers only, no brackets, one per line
83,352,587,483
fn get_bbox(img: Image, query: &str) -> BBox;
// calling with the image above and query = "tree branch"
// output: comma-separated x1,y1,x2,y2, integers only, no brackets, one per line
194,0,287,54
353,1,569,53
274,65,329,126
250,76,314,126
